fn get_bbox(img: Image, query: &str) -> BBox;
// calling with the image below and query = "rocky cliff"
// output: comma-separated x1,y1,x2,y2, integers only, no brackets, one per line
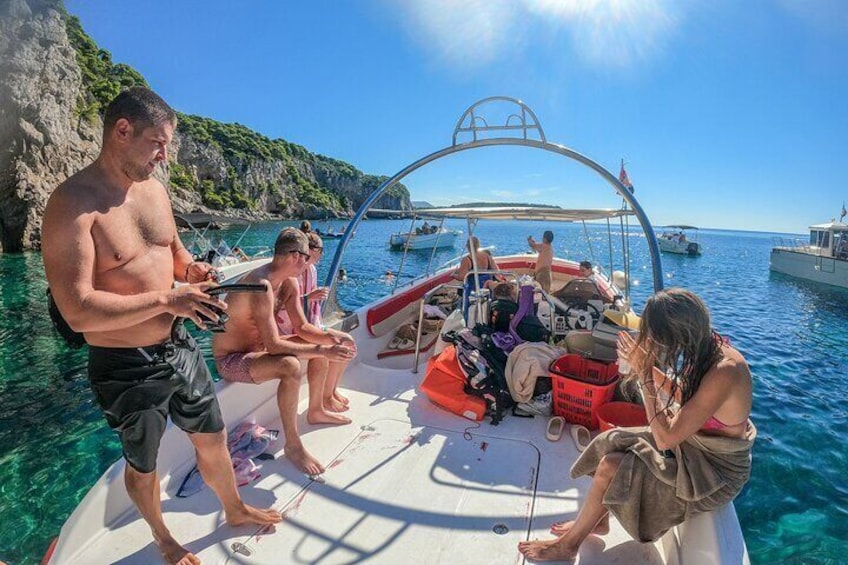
0,0,411,252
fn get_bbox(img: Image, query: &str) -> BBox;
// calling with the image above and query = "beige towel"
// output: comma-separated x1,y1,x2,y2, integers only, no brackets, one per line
504,342,565,402
570,422,756,542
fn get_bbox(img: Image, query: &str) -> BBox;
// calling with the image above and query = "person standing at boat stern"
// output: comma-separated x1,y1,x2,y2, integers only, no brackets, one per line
212,228,356,476
527,230,554,292
41,87,282,565
519,288,755,562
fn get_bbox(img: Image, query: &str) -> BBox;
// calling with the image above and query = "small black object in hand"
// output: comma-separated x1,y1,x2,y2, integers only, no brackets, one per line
199,305,230,332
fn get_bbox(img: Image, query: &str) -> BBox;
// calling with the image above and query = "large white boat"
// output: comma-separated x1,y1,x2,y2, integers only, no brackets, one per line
44,97,748,565
389,225,461,250
769,216,848,289
657,225,702,256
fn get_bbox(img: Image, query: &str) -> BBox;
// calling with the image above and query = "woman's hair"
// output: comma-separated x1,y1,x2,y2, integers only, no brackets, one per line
300,220,311,234
634,288,723,406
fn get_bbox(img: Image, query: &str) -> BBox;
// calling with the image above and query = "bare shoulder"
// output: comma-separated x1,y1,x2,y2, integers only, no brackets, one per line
45,167,99,219
709,345,752,385
278,277,299,302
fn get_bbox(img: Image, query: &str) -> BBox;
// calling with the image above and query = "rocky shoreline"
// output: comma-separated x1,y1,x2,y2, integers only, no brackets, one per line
0,0,410,253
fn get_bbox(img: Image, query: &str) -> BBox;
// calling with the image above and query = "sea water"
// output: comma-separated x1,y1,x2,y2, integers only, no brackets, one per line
0,219,846,564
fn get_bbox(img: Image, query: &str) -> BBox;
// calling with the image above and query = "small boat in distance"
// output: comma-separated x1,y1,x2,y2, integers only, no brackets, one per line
657,225,703,256
389,223,461,250
175,212,271,282
770,209,848,289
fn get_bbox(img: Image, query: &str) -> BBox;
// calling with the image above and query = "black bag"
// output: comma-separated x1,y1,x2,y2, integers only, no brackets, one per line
516,314,551,343
47,288,87,349
443,326,514,425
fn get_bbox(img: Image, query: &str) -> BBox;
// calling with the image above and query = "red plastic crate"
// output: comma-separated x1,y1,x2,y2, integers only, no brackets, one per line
549,353,619,386
551,374,619,430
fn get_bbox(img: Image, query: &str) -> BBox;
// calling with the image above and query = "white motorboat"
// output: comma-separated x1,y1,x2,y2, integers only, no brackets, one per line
769,213,848,289
44,97,748,565
175,212,272,282
657,225,702,256
389,225,461,250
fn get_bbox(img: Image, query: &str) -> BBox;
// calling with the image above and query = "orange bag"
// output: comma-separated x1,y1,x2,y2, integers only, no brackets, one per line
419,345,486,421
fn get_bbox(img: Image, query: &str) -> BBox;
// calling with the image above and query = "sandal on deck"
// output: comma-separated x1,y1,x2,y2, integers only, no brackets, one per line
546,416,565,441
570,424,592,452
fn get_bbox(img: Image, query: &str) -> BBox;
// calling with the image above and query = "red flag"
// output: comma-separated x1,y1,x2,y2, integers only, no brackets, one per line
619,159,634,192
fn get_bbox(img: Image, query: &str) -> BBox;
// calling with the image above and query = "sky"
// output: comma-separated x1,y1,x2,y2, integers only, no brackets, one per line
64,0,848,234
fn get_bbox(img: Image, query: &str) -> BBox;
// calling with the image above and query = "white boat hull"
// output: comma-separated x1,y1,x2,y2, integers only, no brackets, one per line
769,248,848,289
389,230,459,250
658,238,702,256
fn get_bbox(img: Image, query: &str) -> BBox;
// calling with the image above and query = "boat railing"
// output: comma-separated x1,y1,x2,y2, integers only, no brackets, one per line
412,282,464,373
772,236,811,252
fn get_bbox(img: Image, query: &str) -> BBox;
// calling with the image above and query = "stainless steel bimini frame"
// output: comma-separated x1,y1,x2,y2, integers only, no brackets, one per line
325,96,664,297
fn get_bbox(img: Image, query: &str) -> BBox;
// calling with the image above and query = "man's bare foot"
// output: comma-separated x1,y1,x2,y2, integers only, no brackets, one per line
549,516,609,536
307,408,352,426
333,390,349,406
225,503,283,527
285,443,325,475
153,532,200,565
518,538,578,562
324,396,349,413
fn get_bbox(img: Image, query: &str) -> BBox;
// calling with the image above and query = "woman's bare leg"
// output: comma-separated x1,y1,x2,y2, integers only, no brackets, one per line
304,357,350,424
519,453,624,562
324,359,350,411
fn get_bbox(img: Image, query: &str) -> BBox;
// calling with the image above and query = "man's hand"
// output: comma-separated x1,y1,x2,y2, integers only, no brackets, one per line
186,261,221,283
166,282,227,328
321,343,356,362
329,331,357,354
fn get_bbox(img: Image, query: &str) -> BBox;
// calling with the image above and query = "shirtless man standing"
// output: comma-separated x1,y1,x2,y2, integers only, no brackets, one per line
41,87,281,565
212,228,356,476
528,230,554,292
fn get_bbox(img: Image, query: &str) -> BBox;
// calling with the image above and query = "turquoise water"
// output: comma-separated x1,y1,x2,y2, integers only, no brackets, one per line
1,219,847,564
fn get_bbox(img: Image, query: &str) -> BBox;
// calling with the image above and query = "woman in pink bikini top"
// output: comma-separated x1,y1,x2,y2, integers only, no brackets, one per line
618,288,753,445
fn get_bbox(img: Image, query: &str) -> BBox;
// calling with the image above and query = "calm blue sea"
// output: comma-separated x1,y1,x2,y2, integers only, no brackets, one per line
1,218,846,564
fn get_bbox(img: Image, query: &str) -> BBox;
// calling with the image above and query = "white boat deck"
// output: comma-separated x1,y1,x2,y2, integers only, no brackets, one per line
57,351,672,565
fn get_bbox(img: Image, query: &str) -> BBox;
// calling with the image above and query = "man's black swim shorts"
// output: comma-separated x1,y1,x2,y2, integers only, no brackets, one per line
87,321,224,473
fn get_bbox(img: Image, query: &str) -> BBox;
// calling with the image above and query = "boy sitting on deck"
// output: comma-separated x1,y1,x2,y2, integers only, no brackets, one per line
212,228,356,476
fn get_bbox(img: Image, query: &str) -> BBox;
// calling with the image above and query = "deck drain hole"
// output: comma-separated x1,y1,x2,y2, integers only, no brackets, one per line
231,542,252,556
493,523,509,535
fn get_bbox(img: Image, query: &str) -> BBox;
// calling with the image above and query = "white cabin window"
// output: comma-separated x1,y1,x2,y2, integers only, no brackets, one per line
810,230,830,248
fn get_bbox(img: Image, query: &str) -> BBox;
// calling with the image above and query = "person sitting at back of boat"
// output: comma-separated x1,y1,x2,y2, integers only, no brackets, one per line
577,260,595,280
212,228,356,476
453,236,501,289
519,288,755,562
527,230,554,292
490,282,519,332
297,232,353,414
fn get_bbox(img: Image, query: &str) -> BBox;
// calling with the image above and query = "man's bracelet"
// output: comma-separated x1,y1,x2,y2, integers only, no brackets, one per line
185,262,196,282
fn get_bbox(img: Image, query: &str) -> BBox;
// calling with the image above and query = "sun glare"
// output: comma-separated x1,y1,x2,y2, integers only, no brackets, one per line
395,0,679,70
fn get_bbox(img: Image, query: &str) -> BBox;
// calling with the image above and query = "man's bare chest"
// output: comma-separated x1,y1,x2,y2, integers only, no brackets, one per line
91,205,173,269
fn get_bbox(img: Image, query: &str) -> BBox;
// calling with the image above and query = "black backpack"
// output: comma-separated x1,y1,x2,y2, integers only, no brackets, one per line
443,326,514,425
47,288,87,349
